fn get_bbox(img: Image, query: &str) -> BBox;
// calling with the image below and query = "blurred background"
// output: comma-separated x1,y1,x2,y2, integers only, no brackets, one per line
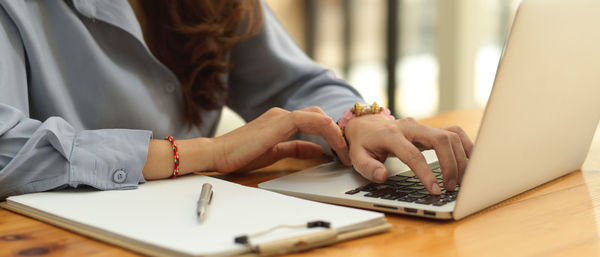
216,0,521,136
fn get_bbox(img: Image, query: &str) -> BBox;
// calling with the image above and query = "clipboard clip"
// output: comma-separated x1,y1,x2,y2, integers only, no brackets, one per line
234,220,336,256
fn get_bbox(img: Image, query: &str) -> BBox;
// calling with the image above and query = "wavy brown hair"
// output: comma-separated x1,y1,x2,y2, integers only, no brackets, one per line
139,0,262,126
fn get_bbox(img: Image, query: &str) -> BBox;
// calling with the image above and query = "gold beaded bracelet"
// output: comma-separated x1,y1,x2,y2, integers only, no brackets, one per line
336,102,395,134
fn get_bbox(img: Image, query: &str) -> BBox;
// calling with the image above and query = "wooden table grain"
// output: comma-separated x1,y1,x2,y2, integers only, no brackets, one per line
2,108,600,257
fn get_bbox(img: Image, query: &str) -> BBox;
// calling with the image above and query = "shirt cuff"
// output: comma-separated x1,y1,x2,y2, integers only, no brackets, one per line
68,129,152,190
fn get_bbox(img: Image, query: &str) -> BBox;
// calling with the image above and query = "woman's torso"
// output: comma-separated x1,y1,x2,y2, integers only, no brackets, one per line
1,0,221,138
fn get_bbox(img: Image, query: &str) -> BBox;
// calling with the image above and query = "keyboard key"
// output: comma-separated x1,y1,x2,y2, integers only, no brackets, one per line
396,188,416,194
387,175,410,182
446,190,459,196
359,186,375,192
393,182,415,187
381,191,407,200
441,195,457,202
347,162,457,207
416,189,431,195
380,195,396,200
345,188,361,195
383,180,408,187
360,184,387,192
397,196,418,203
432,201,447,206
408,193,428,199
365,188,395,198
415,195,441,205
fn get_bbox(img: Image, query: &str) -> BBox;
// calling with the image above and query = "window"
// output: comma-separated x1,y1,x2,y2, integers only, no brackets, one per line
216,0,520,135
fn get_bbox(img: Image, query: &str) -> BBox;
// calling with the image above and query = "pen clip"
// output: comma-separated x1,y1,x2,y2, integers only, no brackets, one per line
208,189,213,205
234,221,334,256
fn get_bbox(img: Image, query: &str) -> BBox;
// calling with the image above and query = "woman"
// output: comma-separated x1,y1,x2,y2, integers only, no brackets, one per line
0,0,472,200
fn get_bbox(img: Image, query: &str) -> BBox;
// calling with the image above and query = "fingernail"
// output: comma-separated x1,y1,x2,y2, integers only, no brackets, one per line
447,179,457,191
373,168,387,182
431,183,441,195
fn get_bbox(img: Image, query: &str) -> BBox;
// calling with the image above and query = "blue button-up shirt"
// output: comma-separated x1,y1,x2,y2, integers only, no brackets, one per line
0,0,362,199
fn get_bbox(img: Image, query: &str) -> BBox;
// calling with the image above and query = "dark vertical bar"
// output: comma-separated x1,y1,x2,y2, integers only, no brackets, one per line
342,0,352,78
304,0,317,58
386,0,399,116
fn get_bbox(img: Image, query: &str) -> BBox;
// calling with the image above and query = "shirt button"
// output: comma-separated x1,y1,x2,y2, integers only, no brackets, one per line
76,0,97,18
112,169,127,184
165,82,176,93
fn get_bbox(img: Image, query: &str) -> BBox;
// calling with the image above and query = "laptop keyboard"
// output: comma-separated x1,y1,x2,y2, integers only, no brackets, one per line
344,164,459,206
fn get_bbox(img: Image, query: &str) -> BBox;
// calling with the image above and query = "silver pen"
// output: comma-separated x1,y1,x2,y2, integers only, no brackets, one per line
197,183,213,223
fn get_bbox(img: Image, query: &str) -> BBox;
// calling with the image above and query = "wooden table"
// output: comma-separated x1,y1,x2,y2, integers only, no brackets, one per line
3,108,600,257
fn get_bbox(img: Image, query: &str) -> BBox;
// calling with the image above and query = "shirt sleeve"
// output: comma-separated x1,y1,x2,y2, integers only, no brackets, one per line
227,1,365,152
0,7,151,200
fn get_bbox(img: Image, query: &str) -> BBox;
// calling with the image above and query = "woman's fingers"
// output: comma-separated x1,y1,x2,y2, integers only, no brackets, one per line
344,115,472,195
214,107,349,173
273,140,324,159
442,126,473,157
386,137,441,195
238,107,346,156
422,130,460,191
288,107,351,166
349,146,388,182
393,119,457,192
237,141,323,172
444,129,468,184
438,126,471,183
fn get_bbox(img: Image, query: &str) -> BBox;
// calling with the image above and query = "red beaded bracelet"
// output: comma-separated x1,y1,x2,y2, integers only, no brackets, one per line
165,136,180,178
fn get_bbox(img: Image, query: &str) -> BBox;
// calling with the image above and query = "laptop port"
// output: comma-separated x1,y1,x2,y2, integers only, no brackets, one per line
404,208,417,213
374,204,398,210
424,210,436,217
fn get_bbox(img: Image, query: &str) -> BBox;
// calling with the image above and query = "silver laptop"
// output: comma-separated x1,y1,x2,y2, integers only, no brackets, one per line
260,0,600,220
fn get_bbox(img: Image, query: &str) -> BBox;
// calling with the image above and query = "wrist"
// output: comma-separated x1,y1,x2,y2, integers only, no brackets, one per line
344,114,392,140
337,102,394,135
177,137,216,174
144,137,216,180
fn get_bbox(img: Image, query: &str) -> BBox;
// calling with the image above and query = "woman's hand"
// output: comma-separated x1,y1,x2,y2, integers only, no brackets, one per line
344,114,473,195
144,106,350,179
209,106,351,173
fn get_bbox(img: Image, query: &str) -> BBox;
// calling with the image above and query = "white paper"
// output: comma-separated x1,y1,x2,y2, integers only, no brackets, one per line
7,175,384,256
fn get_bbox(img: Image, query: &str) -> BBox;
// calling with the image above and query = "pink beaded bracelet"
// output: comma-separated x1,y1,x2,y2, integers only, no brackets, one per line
165,136,180,178
337,102,395,134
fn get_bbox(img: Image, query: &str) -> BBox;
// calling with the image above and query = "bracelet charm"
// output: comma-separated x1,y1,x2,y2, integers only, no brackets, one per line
337,102,395,134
